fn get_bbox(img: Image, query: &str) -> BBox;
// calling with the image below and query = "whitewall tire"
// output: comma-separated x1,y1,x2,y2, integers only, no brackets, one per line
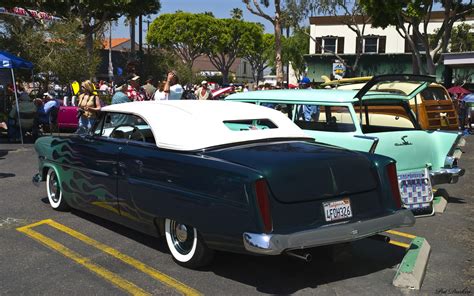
164,218,214,268
46,168,69,211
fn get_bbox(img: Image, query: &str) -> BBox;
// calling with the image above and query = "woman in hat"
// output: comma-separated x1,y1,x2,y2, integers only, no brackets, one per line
77,80,101,132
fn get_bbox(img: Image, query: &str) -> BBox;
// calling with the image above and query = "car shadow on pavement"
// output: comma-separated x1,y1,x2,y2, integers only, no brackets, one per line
57,206,406,294
69,209,169,253
207,239,405,294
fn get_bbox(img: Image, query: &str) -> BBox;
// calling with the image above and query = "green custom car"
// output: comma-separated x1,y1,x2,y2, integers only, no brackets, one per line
226,75,465,216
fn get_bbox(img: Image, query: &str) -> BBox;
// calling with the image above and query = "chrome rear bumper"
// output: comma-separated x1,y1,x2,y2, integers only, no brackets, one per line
430,167,465,185
243,209,415,255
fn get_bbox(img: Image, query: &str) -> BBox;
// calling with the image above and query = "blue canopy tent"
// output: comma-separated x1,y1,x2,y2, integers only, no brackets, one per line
0,51,34,144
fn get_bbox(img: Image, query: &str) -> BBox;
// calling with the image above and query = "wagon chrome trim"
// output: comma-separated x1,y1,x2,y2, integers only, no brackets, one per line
430,167,465,185
243,209,415,255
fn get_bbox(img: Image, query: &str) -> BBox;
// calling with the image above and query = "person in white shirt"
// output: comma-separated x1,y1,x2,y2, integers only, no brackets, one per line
154,80,167,100
195,80,213,100
163,70,183,100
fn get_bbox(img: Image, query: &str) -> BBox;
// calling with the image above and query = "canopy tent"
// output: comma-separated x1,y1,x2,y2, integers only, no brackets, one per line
447,85,471,96
462,93,474,103
0,51,34,144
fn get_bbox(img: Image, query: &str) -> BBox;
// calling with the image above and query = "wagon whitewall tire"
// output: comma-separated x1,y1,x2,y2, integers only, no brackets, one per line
46,168,69,211
164,218,214,268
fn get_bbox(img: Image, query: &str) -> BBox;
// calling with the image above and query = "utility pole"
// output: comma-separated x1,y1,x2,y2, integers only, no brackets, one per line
286,26,290,88
130,16,136,57
108,21,114,81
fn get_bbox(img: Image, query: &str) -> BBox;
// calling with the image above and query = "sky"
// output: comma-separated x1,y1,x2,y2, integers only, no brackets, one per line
111,0,276,39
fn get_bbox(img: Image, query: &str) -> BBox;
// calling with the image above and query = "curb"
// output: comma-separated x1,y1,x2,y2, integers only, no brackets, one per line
393,237,431,290
433,196,448,213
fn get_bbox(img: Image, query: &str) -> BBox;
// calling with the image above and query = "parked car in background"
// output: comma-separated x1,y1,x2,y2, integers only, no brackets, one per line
227,75,465,216
33,101,414,268
322,75,459,130
57,103,78,131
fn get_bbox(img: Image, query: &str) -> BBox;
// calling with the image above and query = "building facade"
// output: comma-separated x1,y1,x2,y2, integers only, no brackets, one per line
305,12,474,83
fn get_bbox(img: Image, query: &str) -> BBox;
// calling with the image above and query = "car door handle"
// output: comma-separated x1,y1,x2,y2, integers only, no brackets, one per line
134,160,144,173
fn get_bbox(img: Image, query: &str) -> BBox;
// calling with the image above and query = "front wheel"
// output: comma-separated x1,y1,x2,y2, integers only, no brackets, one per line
46,168,70,211
164,218,214,269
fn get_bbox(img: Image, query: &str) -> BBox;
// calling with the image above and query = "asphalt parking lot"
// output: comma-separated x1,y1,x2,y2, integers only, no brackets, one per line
0,135,473,295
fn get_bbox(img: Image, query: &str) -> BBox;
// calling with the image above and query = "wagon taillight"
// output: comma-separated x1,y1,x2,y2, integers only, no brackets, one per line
255,179,273,233
386,162,402,209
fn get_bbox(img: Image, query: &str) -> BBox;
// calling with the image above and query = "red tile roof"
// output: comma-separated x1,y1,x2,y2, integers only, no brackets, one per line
102,38,130,50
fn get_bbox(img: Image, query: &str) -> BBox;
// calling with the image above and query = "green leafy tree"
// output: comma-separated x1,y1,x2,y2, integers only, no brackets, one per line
283,28,309,80
360,0,474,75
4,1,161,61
0,16,99,85
286,0,370,75
147,12,215,69
243,0,285,85
450,22,474,52
243,33,274,83
206,18,263,84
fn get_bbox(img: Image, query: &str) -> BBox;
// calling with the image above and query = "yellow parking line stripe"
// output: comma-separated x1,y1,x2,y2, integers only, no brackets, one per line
386,230,417,239
389,240,410,249
20,219,201,296
17,225,149,296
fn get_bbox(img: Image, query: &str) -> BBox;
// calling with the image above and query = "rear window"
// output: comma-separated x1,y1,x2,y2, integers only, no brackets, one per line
223,119,278,131
294,105,356,132
354,102,418,133
421,87,449,101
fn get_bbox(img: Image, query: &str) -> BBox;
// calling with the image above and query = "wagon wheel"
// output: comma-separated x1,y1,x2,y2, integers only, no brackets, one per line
164,218,214,269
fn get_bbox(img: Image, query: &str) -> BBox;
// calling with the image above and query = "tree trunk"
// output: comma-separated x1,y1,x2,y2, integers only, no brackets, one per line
425,53,436,75
222,69,229,85
130,16,136,58
82,21,94,58
274,1,283,86
82,21,95,79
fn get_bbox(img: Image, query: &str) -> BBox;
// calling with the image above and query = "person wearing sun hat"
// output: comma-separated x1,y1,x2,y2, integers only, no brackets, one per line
297,76,319,122
111,77,131,125
77,80,101,133
195,80,213,100
126,74,144,101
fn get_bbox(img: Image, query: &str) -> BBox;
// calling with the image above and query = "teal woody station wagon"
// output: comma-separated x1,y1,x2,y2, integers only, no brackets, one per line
226,75,465,216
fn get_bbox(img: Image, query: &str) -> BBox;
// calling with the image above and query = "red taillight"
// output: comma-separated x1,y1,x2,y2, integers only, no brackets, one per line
255,179,273,233
386,162,402,209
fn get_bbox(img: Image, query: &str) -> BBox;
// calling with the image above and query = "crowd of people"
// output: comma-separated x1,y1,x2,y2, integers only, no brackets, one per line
0,71,246,140
0,70,316,141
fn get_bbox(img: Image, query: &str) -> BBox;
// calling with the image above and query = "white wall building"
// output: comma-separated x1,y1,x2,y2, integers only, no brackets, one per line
306,12,474,82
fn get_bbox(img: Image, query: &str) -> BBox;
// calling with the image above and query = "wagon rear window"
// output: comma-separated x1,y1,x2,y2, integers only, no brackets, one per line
294,105,356,132
223,119,278,131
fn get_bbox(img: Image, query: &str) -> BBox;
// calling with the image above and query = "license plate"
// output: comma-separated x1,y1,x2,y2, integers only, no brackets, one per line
323,198,352,222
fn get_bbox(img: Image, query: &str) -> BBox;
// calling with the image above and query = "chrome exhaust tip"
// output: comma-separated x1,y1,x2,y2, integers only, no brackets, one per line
285,250,312,262
368,234,391,243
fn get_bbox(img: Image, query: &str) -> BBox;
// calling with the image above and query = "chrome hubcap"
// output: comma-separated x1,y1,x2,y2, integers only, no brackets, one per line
175,224,188,242
169,220,194,255
49,172,59,203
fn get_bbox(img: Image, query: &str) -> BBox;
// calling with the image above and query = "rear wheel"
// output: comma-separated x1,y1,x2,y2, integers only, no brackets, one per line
164,218,214,268
46,168,69,211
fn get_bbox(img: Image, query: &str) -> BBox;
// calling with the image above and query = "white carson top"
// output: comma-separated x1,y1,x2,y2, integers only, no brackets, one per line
101,101,308,151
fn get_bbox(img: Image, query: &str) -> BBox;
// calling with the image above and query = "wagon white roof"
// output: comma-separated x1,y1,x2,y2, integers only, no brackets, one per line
101,101,308,151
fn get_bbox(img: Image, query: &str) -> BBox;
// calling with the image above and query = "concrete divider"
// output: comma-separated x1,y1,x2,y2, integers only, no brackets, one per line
393,237,431,290
434,196,448,213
